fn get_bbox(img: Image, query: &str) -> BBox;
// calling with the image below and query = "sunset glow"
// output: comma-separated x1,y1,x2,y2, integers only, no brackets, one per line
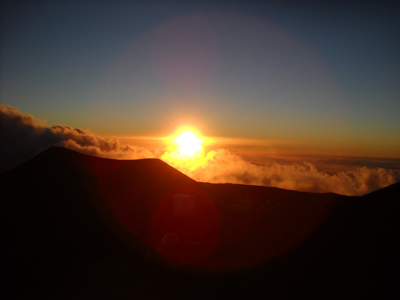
175,131,202,157
161,128,216,174
1,1,399,196
2,1,399,294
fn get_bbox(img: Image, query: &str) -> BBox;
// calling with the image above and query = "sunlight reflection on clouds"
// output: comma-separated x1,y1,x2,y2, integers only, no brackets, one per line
1,104,397,196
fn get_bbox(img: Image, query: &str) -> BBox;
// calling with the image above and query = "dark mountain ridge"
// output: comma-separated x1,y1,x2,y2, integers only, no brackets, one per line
1,147,398,299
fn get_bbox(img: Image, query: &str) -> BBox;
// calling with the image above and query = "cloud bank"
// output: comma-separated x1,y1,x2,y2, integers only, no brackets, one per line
183,149,397,196
1,104,397,195
0,105,154,173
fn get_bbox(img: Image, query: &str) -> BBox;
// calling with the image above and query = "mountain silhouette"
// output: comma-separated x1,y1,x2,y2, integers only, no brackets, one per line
1,147,398,299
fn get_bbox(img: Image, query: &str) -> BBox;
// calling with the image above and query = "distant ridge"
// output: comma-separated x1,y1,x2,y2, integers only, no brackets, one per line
1,146,398,300
4,146,195,184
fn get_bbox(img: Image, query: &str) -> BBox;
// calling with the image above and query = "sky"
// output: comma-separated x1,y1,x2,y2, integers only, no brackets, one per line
1,0,399,195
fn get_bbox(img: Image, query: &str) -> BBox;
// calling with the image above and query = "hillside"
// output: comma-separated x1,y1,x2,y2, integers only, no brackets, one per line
1,147,398,299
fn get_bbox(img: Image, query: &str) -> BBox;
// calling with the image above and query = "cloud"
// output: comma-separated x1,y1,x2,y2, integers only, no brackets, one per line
1,104,398,196
0,104,154,173
164,148,398,196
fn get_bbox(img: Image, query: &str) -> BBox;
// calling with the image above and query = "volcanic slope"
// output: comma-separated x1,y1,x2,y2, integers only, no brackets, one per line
1,147,398,299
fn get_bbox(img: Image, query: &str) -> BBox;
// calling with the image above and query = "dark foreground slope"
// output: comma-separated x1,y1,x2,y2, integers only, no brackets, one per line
1,147,398,299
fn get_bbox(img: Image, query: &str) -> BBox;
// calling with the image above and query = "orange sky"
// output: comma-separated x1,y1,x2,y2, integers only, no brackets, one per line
116,133,400,159
2,3,399,161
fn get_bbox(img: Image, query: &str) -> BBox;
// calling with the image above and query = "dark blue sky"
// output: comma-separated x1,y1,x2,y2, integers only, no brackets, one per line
1,0,399,157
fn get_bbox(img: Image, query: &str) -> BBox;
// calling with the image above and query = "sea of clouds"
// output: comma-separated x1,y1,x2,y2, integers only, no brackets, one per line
1,104,398,196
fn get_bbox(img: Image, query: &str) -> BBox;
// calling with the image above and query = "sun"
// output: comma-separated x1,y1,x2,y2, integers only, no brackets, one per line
175,131,202,157
161,127,213,173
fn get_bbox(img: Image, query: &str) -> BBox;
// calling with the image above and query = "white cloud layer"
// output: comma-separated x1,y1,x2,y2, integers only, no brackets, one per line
182,149,397,196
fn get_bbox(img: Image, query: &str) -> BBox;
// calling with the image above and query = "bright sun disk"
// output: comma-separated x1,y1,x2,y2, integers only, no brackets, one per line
161,127,214,173
175,131,203,157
